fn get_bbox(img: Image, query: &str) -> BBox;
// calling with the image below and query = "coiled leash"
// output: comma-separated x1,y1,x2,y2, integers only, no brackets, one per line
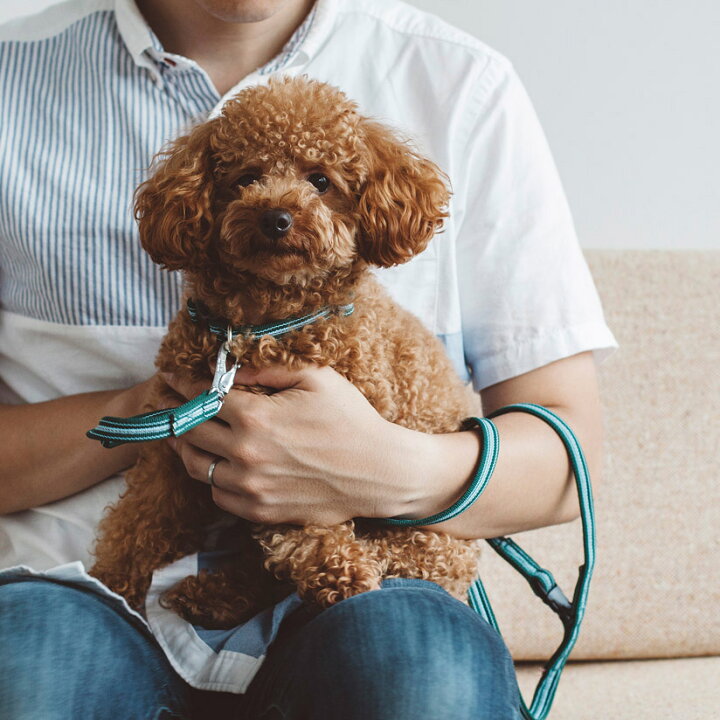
382,404,595,720
86,299,354,448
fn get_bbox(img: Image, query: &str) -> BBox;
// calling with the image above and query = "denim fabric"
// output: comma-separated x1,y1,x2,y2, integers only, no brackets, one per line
0,577,193,720
0,576,521,720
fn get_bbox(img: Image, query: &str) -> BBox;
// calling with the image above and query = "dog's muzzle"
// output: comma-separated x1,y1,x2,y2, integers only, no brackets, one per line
260,208,293,239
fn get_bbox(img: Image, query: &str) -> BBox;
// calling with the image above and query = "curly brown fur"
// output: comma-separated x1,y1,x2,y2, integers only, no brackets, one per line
158,546,295,629
91,76,482,626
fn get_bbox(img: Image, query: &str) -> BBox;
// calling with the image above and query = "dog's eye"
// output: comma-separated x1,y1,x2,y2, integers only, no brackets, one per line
307,173,330,194
237,173,260,188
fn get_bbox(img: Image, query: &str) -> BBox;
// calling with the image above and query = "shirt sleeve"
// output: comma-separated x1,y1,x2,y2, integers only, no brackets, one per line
452,57,618,391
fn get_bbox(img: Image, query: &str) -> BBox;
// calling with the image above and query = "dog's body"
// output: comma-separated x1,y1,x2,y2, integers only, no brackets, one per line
91,76,482,628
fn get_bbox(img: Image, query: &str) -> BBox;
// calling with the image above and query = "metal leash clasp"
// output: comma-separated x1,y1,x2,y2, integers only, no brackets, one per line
210,327,240,401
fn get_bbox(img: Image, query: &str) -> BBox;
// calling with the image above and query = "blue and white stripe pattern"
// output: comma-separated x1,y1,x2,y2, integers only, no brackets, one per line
0,2,316,327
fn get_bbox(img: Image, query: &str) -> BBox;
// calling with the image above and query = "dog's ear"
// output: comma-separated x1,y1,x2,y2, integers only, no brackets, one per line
356,120,450,267
134,120,219,271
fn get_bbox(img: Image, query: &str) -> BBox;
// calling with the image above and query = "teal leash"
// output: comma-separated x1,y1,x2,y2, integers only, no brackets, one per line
87,301,354,448
380,416,500,527
380,403,595,720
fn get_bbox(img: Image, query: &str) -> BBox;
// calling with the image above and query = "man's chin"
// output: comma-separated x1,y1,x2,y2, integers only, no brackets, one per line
195,0,294,24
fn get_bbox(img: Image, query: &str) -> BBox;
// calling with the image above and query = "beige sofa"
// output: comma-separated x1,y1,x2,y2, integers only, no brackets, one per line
476,250,719,718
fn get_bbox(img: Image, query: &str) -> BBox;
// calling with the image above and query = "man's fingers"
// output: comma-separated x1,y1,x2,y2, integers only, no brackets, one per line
210,484,281,525
176,448,278,524
170,439,217,485
161,372,267,424
232,364,317,391
172,417,235,459
216,386,268,425
163,364,324,402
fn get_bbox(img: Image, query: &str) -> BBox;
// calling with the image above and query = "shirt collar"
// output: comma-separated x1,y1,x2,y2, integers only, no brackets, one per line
114,0,162,83
113,0,335,87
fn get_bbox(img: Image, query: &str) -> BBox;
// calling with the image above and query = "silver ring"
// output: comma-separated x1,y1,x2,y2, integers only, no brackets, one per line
207,457,222,488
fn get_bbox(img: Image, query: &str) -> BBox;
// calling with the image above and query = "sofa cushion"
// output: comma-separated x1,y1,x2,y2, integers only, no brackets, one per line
477,250,720,660
515,656,720,719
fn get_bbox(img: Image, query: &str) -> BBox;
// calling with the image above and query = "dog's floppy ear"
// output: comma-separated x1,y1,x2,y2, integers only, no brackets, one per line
134,120,219,271
356,120,450,267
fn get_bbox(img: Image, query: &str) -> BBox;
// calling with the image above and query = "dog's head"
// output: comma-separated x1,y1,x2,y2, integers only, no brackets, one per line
136,76,449,290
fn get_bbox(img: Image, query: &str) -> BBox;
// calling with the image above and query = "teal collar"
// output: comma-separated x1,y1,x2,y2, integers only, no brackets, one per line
186,298,354,340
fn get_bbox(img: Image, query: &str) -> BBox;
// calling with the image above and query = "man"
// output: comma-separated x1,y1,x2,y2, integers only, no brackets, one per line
0,1,616,717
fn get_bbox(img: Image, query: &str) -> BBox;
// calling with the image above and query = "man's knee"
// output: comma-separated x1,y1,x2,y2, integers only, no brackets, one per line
0,579,191,720
0,578,149,657
285,583,521,719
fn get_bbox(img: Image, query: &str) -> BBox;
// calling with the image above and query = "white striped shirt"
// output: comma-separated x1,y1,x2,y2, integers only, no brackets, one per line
0,0,616,692
0,0,315,328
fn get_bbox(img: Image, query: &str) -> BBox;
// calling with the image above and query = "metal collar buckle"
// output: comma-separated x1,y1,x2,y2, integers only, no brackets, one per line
210,327,240,400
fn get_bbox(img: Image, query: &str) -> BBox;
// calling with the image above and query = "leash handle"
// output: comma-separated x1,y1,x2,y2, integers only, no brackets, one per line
377,403,595,720
86,390,224,448
87,341,238,448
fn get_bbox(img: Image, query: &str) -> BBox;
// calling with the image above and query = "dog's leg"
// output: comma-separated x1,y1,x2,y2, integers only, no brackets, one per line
254,522,384,608
362,525,481,603
159,560,294,629
90,442,215,613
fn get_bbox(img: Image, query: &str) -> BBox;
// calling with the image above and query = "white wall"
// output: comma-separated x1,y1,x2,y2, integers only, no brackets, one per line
410,0,720,251
2,0,718,249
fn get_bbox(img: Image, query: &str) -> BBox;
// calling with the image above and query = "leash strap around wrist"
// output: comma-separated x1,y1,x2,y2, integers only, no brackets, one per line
380,416,500,527
380,403,596,720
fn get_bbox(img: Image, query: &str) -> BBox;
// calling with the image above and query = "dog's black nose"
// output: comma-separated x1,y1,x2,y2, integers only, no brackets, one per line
260,209,293,239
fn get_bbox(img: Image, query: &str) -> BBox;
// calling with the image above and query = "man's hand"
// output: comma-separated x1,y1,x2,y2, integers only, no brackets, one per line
163,365,446,526
163,352,602,538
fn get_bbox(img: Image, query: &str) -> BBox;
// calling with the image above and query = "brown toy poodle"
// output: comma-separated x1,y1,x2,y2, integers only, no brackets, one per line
90,75,482,629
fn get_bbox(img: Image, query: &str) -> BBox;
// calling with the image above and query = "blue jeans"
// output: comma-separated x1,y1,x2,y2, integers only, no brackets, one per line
0,576,521,719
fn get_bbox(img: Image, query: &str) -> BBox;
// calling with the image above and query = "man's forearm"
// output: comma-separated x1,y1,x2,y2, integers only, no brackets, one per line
0,382,152,514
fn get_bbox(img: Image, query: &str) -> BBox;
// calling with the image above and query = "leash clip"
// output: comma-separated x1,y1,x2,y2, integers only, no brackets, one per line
211,328,240,400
